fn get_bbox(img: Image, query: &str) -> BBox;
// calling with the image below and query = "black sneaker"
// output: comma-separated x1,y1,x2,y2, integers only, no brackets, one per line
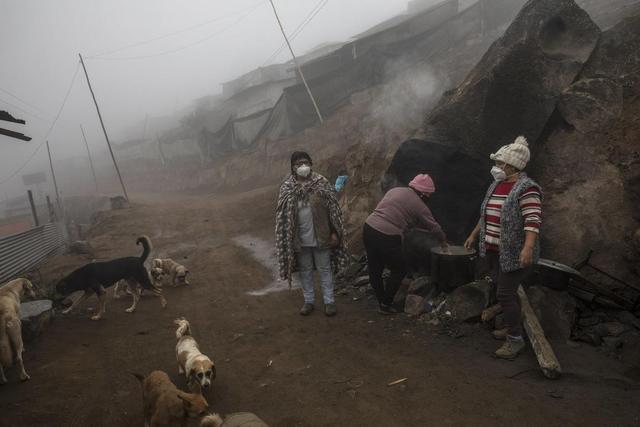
299,303,314,316
378,304,399,315
325,303,337,317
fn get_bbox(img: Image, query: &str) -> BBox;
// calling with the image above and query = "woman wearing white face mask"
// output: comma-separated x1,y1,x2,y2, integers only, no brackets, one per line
275,151,348,317
464,136,542,360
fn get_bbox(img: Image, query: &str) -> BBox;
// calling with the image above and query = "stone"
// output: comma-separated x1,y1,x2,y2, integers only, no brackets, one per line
614,311,640,329
341,262,364,280
20,300,54,343
353,276,370,287
578,316,600,327
527,286,577,342
444,280,491,322
557,77,623,133
404,294,426,316
596,322,630,337
407,276,434,296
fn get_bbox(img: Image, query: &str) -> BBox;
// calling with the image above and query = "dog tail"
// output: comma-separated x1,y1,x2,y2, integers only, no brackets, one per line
136,236,152,263
200,414,224,427
0,315,12,367
174,318,191,339
131,372,145,384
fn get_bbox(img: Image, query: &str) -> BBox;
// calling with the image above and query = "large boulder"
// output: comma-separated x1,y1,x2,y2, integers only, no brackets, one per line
20,300,53,343
444,280,492,322
526,286,577,342
384,139,487,243
532,15,640,282
423,0,600,160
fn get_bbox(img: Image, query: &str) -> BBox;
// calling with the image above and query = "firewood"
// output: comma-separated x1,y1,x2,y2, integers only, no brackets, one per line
517,285,562,379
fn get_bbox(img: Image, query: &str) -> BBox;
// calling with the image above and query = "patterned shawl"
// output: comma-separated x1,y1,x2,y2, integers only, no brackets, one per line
275,172,348,286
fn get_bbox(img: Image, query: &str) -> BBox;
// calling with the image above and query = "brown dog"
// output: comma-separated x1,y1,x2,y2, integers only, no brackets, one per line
133,370,209,427
0,278,36,384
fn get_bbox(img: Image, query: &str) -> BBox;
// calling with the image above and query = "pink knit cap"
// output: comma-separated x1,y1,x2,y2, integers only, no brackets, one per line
408,174,435,194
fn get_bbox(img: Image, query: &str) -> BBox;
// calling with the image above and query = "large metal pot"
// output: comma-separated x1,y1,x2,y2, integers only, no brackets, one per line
529,258,582,290
430,245,477,292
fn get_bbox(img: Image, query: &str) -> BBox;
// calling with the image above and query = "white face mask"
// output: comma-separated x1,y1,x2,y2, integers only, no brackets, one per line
490,166,506,181
296,165,311,178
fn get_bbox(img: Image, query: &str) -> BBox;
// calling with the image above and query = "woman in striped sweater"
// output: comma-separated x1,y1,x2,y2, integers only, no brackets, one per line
464,136,542,360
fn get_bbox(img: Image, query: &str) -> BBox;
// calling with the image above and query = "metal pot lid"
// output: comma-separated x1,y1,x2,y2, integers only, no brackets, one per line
537,258,582,276
431,245,476,256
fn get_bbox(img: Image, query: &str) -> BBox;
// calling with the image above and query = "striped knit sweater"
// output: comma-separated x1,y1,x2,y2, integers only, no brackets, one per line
484,182,542,251
478,172,543,272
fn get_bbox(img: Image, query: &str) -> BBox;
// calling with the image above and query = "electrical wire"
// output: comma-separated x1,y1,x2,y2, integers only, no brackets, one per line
0,96,51,123
0,62,81,184
87,1,265,61
87,0,264,58
262,0,329,66
0,87,52,118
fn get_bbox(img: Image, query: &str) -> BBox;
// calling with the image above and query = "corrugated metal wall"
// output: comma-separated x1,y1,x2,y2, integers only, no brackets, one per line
0,222,66,284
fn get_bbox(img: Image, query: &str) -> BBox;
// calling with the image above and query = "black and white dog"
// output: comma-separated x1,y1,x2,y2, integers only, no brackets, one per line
55,236,167,320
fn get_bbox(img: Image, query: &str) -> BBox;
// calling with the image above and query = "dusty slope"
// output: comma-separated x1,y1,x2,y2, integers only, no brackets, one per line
0,187,639,426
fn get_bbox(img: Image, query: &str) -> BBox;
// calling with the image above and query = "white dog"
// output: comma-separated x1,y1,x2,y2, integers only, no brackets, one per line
0,278,36,383
174,318,215,394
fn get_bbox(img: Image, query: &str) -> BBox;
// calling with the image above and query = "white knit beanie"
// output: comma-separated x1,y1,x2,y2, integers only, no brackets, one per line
490,136,530,170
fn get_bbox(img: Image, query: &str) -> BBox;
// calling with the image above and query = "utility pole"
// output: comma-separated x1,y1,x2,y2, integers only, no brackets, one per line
45,140,62,215
78,53,129,201
80,124,99,193
268,0,324,124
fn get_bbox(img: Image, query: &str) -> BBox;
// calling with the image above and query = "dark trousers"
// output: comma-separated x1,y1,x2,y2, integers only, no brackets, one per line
363,223,406,306
486,251,531,337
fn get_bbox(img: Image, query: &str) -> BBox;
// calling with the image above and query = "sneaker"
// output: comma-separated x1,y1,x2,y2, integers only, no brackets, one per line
494,337,525,360
325,303,337,317
492,328,509,340
378,304,399,315
299,303,314,316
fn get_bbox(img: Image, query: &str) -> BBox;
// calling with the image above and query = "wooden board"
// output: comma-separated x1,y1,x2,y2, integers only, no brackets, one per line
517,285,562,379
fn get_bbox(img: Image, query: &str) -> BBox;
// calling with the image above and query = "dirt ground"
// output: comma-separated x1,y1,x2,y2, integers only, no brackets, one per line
1,186,639,427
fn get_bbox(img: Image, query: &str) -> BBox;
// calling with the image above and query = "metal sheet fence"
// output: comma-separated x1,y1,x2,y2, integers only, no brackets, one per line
0,222,66,284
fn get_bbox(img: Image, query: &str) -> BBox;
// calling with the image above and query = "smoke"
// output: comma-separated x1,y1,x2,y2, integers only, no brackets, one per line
369,59,447,132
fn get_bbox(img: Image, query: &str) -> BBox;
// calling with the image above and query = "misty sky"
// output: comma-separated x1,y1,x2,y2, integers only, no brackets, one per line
0,0,426,195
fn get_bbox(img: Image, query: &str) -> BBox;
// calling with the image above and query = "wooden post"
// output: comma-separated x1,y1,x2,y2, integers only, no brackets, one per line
80,125,99,193
46,141,62,214
27,190,39,227
46,195,55,223
517,285,562,379
79,53,129,201
156,135,167,167
268,0,324,124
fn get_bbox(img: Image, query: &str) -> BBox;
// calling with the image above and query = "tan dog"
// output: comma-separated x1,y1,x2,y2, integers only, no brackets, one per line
113,267,165,313
133,370,209,427
174,318,215,394
0,278,36,384
153,258,190,287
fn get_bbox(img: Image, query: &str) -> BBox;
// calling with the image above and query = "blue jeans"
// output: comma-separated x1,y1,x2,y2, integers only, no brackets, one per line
296,247,334,305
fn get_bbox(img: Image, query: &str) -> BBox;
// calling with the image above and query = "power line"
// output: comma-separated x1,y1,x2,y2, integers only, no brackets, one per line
87,1,265,61
0,95,51,123
87,0,263,58
263,0,329,66
0,62,81,184
0,87,52,118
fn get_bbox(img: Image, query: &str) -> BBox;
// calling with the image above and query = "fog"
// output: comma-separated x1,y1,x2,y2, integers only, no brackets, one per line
0,0,424,198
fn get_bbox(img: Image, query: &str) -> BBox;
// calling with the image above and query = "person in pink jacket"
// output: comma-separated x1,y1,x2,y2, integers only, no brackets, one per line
364,174,448,314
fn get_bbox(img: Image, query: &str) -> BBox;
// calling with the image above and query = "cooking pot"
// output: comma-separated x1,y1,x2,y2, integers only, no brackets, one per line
430,245,477,292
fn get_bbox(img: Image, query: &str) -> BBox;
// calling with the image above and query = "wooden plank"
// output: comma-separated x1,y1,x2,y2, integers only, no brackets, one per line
517,285,562,379
0,110,26,124
0,127,31,141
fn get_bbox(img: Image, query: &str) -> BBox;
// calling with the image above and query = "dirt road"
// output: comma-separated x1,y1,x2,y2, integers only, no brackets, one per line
1,187,639,426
